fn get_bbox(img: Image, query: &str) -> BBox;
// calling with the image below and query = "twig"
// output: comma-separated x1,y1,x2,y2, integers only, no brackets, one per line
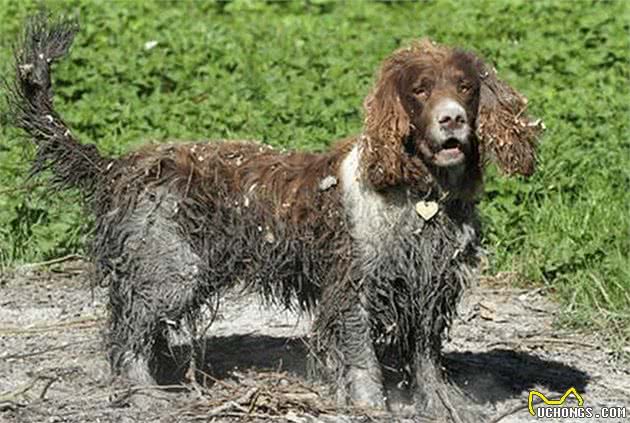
108,383,186,407
193,367,236,391
489,403,533,423
435,386,464,423
487,337,602,350
38,377,57,399
472,288,531,295
0,341,83,360
247,387,261,414
190,412,289,420
184,162,194,198
0,374,57,404
206,400,247,417
0,316,102,335
0,378,40,402
485,338,606,351
23,254,85,268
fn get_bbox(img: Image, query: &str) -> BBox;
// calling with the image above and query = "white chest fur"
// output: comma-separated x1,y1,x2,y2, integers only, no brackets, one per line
340,145,414,246
339,144,477,260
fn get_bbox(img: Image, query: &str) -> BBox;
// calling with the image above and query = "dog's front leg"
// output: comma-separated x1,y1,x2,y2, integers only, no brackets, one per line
413,353,446,415
311,273,386,409
338,300,386,410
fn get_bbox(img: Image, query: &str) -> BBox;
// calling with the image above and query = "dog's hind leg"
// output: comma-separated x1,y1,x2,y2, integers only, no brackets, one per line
99,188,210,390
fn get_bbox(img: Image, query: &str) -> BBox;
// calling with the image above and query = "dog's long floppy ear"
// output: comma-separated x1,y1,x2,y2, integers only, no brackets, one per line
475,58,543,176
362,55,410,190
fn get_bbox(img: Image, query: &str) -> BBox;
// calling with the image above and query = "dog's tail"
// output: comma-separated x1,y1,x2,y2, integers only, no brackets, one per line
4,13,106,198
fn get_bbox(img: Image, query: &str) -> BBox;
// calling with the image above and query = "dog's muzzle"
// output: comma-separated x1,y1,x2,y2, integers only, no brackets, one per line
428,99,471,167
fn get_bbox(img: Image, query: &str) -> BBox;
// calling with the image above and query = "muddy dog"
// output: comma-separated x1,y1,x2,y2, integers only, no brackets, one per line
5,15,540,418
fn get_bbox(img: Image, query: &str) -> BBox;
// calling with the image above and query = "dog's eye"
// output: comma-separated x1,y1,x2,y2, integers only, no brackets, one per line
413,85,430,99
459,81,472,94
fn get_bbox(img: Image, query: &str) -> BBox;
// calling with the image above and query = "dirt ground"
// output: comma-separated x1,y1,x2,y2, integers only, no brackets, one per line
0,259,628,423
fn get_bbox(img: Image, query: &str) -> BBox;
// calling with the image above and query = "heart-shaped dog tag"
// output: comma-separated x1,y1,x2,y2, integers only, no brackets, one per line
415,200,438,221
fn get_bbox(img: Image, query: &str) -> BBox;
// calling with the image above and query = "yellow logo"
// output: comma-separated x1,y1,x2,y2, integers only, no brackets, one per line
528,387,584,416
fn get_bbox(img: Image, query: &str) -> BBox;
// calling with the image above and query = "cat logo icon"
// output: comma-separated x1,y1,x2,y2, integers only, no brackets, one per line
528,387,584,416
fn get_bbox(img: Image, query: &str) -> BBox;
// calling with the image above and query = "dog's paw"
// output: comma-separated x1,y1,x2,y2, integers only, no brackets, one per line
414,384,487,423
343,367,387,411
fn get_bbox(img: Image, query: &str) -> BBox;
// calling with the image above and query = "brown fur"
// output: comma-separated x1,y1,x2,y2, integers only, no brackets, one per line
119,138,355,226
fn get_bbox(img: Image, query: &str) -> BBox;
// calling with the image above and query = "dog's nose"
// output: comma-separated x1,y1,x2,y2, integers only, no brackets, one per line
436,100,467,131
438,113,466,129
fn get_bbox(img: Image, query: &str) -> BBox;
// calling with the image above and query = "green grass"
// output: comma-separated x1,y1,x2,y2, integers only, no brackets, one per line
1,1,628,345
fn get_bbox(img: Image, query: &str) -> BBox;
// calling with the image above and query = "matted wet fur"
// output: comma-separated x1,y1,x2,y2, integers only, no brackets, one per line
5,14,541,420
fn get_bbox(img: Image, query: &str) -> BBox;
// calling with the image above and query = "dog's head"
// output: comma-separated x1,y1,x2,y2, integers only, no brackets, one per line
362,39,539,194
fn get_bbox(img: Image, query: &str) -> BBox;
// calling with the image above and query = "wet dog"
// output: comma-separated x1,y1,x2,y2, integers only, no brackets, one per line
6,15,539,418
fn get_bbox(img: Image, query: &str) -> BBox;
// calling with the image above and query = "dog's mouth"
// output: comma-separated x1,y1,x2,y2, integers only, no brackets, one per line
433,137,466,167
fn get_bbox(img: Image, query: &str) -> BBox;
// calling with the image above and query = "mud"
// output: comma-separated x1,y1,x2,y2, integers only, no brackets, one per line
0,261,628,422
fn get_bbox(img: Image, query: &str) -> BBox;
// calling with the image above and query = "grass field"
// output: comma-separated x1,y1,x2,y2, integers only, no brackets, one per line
0,1,628,346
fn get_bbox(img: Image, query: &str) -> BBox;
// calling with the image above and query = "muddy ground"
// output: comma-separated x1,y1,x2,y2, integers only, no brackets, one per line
0,260,628,422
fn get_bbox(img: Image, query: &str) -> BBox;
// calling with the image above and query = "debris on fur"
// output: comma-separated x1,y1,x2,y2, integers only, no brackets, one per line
318,175,338,192
477,64,544,176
